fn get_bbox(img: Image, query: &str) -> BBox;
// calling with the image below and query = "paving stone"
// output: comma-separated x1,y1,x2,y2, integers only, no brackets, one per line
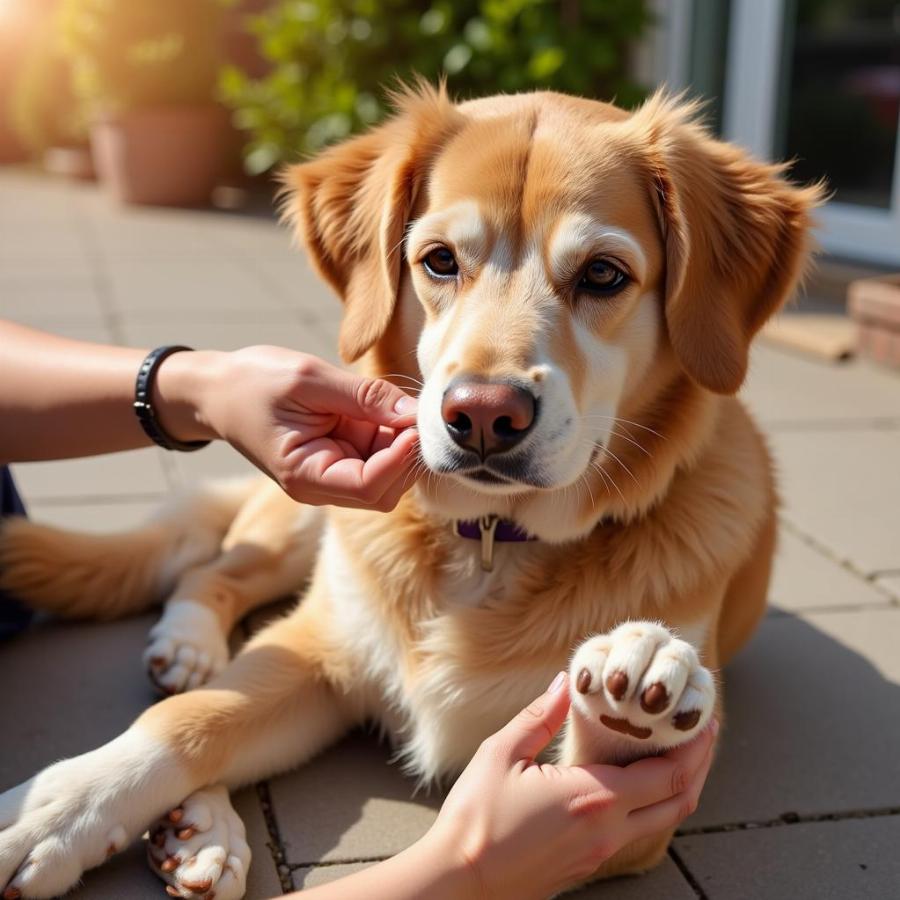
1,285,104,319
0,317,115,344
122,319,326,354
741,343,900,425
769,528,891,612
0,614,159,789
770,428,900,576
674,816,900,900
166,439,258,490
289,854,696,898
11,448,169,502
106,258,289,313
268,731,442,866
26,499,163,532
687,608,900,829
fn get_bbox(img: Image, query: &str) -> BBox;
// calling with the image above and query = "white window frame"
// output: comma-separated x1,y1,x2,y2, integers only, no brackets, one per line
722,0,900,266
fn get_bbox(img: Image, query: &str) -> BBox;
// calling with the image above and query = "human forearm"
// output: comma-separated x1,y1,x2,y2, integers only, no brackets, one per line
0,321,218,463
287,830,472,900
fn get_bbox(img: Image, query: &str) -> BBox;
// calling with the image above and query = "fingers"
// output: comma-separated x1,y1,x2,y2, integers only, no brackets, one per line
488,672,571,765
286,428,421,509
301,364,418,428
610,718,719,812
624,721,718,840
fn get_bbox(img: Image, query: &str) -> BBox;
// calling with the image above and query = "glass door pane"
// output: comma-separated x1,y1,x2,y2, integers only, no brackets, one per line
774,0,900,209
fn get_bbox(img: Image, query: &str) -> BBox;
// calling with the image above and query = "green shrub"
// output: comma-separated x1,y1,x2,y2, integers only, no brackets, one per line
58,0,230,117
220,0,650,174
9,22,87,155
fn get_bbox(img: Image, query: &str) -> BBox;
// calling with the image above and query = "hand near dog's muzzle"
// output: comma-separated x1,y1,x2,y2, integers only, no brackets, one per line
170,345,421,511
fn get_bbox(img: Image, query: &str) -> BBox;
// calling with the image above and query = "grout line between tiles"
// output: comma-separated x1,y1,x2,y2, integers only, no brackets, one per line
256,780,294,894
668,845,709,900
676,805,900,838
287,855,388,871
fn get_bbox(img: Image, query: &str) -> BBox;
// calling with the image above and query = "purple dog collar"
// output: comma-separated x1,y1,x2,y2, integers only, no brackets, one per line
454,515,537,572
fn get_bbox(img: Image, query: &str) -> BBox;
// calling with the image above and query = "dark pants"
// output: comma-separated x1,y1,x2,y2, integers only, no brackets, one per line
0,466,32,639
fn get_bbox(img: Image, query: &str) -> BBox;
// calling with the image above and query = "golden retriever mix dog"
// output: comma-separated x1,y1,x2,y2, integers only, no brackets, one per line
0,84,821,899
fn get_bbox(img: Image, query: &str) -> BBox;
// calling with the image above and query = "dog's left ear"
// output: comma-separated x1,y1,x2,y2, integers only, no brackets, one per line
281,83,461,363
632,94,826,394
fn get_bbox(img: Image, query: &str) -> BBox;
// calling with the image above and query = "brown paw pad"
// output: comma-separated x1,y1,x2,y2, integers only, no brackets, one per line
640,682,669,714
182,878,213,893
161,856,181,873
673,709,702,731
575,667,592,694
605,670,629,701
176,827,195,841
167,807,184,824
600,714,652,740
165,887,182,898
3,887,22,900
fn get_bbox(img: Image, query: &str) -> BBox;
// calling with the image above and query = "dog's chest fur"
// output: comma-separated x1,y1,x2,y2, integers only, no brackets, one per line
317,507,650,781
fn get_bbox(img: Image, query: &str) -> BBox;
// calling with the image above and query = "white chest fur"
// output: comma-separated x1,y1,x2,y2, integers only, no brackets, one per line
321,524,560,781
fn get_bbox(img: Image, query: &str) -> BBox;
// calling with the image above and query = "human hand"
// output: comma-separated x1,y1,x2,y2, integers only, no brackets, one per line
426,673,718,900
155,346,420,510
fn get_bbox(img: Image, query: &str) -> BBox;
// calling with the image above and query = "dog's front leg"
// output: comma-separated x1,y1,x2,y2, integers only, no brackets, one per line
0,604,350,900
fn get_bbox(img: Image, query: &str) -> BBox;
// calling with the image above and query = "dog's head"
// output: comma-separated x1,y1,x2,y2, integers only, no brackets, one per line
283,83,823,540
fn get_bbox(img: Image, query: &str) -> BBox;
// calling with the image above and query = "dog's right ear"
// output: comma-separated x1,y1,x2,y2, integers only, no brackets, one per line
280,83,461,363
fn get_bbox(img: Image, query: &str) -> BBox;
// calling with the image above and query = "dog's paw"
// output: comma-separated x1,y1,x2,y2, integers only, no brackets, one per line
147,786,249,900
569,621,715,752
0,730,189,899
144,600,229,694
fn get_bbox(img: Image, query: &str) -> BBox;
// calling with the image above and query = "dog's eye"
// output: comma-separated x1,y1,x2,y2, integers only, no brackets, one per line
578,259,628,295
423,246,459,278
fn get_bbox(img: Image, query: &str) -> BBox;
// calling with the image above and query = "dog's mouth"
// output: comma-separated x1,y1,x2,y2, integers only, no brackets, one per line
428,453,551,492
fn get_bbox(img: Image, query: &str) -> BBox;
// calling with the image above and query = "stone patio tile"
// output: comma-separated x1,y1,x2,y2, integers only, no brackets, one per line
105,258,290,313
26,499,163,532
1,285,103,319
290,853,696,898
122,319,324,354
0,256,96,284
740,344,900,425
770,428,900,575
0,317,115,344
0,614,159,789
11,448,169,502
686,607,900,828
166,440,258,489
768,528,891,612
268,731,442,866
674,816,900,900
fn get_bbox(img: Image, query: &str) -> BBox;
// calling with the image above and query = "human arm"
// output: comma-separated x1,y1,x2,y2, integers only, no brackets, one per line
0,321,419,509
290,674,717,900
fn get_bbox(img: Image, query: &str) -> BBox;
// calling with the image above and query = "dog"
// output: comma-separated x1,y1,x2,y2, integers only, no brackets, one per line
0,83,822,899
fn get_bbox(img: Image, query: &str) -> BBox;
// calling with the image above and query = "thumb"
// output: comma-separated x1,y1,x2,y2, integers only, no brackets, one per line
312,369,418,426
493,672,571,764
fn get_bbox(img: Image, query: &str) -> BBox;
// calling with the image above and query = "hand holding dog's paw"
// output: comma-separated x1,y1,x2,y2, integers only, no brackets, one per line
147,786,249,900
567,622,716,761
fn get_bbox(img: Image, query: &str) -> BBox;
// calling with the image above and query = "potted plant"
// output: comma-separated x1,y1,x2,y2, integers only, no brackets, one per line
59,0,230,206
10,20,93,180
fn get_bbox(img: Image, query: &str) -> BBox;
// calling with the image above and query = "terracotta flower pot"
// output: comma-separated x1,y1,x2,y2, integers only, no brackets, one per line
91,105,228,207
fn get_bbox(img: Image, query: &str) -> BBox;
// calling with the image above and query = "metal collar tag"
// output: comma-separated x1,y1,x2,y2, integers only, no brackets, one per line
477,515,499,572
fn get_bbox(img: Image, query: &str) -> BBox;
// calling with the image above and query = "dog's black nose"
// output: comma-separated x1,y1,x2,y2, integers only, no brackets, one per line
441,379,536,458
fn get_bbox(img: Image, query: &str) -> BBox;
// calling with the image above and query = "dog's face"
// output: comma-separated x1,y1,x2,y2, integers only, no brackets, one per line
408,106,664,499
285,86,821,539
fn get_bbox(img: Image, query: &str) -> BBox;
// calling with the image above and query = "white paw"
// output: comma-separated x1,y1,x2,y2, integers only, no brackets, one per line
0,730,191,899
144,601,229,694
147,786,249,900
569,621,716,750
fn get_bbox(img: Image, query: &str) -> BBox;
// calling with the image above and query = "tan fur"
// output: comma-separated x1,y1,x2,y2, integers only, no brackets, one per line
1,85,823,890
